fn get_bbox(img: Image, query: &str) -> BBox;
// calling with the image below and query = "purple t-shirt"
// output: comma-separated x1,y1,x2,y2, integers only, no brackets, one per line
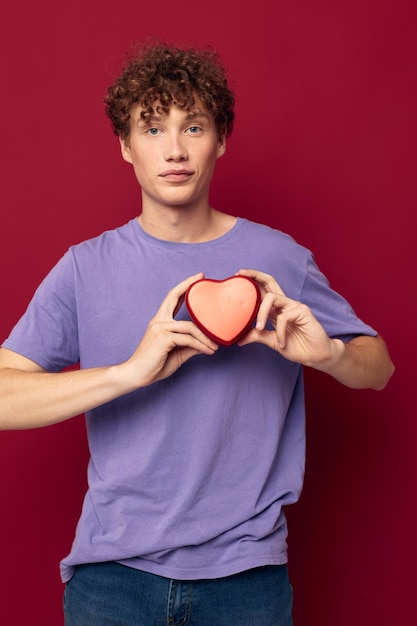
2,218,376,582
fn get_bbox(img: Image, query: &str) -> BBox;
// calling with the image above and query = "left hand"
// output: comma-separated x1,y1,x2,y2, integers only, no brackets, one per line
236,269,342,368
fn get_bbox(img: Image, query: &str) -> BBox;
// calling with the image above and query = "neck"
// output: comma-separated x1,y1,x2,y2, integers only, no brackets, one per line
138,205,236,243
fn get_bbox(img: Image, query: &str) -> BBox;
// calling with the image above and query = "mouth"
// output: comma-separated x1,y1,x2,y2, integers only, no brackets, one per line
159,169,194,183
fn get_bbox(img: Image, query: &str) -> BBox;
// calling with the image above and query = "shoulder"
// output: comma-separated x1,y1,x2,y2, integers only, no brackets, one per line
238,218,311,257
211,218,315,301
36,220,139,290
236,218,313,295
68,219,137,260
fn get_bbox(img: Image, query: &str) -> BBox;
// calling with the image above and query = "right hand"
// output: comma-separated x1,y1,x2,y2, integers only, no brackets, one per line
125,273,218,388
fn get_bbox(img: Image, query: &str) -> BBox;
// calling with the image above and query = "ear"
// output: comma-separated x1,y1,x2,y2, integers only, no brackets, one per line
216,134,227,159
119,137,133,164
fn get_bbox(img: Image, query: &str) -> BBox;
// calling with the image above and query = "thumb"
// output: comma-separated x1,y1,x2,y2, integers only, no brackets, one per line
237,328,275,349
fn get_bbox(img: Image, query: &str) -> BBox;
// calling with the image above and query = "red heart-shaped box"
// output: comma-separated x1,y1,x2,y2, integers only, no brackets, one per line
185,276,261,346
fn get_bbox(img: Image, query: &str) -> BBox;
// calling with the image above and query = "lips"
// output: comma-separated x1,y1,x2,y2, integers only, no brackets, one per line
159,169,194,182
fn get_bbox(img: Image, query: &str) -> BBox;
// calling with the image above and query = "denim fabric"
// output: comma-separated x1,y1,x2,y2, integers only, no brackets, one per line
64,561,293,626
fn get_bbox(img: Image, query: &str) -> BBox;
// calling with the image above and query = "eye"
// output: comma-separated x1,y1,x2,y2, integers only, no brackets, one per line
187,126,201,134
147,127,160,136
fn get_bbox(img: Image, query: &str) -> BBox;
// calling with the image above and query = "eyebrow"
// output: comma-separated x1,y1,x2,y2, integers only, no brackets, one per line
184,111,210,121
136,110,211,126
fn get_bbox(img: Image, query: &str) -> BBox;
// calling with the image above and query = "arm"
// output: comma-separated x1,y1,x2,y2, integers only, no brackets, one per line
0,273,218,430
237,269,394,390
303,333,394,390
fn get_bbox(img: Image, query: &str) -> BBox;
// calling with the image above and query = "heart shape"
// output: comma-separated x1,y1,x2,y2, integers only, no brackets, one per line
185,276,261,346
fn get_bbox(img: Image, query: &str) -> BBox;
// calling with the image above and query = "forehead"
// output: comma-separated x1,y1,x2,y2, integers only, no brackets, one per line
131,98,212,125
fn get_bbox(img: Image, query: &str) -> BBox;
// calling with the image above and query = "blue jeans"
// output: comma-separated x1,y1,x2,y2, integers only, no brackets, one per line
64,561,293,625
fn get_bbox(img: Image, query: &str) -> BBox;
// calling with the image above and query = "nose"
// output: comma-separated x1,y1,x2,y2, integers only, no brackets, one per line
164,132,188,162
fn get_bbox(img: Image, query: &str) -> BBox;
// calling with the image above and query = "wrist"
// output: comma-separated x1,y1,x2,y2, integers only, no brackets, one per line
312,338,346,374
109,360,143,396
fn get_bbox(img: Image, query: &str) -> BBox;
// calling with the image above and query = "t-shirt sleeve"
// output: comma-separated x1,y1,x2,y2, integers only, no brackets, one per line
301,254,377,341
1,251,80,371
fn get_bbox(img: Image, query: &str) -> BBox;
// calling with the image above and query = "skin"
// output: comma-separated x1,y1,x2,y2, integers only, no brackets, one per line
237,269,394,390
119,100,233,243
0,99,394,429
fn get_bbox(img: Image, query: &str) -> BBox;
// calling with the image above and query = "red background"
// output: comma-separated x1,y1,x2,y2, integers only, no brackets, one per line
1,1,415,624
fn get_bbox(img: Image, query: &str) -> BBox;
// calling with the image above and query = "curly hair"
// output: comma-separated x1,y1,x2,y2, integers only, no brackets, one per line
104,41,235,140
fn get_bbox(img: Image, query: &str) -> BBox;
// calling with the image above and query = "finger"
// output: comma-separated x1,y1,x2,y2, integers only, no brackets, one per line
149,320,219,352
240,314,289,351
157,273,205,319
254,292,289,330
236,269,286,296
273,303,312,349
237,327,277,350
165,330,218,358
157,343,215,382
175,334,218,355
170,320,219,350
274,313,289,349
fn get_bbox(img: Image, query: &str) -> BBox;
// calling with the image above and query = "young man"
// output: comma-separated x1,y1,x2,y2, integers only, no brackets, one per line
0,42,394,625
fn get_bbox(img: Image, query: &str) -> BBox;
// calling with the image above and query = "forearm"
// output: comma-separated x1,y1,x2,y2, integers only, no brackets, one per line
311,334,395,390
0,363,135,430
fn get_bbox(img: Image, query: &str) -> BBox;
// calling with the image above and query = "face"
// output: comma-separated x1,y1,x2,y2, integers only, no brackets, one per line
120,99,226,213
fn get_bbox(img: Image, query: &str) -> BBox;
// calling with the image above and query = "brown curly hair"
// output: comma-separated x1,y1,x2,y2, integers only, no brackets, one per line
104,41,235,140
